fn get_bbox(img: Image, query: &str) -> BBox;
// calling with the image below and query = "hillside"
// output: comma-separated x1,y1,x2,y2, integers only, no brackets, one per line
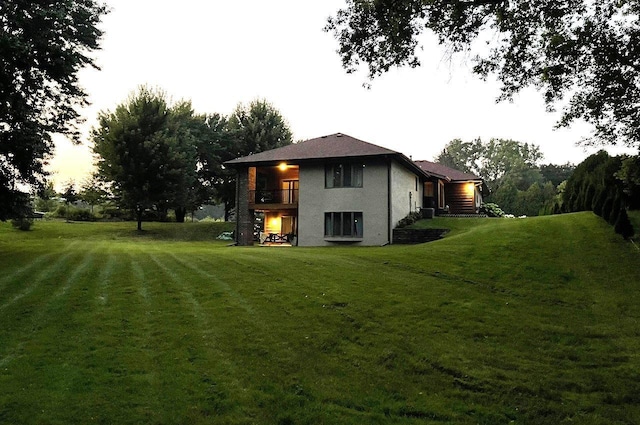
0,213,638,424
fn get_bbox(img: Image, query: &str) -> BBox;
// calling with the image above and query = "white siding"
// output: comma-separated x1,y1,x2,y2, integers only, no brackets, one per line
390,160,422,230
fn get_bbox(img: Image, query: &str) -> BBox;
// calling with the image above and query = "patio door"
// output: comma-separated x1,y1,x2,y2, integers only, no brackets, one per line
281,216,295,235
282,180,299,204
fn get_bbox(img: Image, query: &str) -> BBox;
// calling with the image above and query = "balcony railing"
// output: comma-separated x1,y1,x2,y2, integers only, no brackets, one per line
250,189,299,205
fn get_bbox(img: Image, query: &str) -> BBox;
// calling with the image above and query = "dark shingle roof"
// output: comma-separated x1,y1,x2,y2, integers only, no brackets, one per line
225,133,399,165
414,160,482,182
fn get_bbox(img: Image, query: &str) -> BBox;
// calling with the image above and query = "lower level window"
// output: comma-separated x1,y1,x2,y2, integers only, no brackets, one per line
324,212,363,237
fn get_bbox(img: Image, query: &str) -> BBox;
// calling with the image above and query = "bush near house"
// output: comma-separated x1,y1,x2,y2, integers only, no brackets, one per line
480,202,504,217
396,211,422,228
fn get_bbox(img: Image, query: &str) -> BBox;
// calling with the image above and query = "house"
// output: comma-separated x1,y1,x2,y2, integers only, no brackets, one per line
225,133,484,246
414,160,486,215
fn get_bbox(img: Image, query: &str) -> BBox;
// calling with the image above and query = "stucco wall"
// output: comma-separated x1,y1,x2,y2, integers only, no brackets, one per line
390,160,422,229
297,160,391,246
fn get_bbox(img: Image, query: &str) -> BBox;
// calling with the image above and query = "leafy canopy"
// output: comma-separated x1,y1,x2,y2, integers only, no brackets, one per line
0,0,108,220
92,87,199,229
436,137,543,190
326,1,640,148
217,99,293,217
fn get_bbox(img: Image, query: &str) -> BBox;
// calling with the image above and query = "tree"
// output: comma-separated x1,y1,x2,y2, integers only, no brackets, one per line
539,163,575,188
164,100,199,223
92,87,198,230
434,138,482,175
435,138,543,191
326,1,640,148
220,99,293,219
616,155,640,209
562,151,625,214
61,180,79,222
186,112,233,221
79,175,107,213
34,181,59,213
614,207,635,239
0,0,108,221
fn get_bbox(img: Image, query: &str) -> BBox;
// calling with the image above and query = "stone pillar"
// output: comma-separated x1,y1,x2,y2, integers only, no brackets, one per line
235,167,254,246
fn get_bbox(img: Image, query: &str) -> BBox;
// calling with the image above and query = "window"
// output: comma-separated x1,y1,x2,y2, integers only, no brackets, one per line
424,182,434,197
324,212,363,238
325,163,363,188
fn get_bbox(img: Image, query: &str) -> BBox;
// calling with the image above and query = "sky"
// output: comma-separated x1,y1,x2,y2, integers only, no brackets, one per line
48,0,634,189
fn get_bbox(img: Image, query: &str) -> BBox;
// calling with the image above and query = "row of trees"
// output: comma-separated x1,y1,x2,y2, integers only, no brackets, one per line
559,151,637,238
90,87,292,230
435,138,574,216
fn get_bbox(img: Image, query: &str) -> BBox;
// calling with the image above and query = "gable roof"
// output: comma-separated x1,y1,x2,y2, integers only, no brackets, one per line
225,133,429,178
414,160,482,182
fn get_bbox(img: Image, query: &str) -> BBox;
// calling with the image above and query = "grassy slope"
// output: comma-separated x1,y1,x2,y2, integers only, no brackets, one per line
0,215,638,424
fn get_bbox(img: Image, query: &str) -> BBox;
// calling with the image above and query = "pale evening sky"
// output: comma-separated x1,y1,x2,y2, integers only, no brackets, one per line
48,0,634,189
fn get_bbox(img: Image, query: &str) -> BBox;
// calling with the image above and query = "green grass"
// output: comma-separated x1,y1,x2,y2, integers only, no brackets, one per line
0,214,639,424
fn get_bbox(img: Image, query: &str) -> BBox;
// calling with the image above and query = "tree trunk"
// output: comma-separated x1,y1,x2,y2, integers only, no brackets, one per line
224,202,231,222
175,207,186,223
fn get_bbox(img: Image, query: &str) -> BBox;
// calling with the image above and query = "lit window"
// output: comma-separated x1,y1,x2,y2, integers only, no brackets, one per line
324,212,363,238
325,163,363,188
424,182,434,197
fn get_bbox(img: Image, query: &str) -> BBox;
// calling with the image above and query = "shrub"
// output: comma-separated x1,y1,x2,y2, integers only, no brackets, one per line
11,217,33,231
67,208,97,221
608,193,622,225
602,196,614,222
396,211,422,228
614,208,635,239
480,202,505,217
592,187,607,217
100,206,131,221
51,204,68,218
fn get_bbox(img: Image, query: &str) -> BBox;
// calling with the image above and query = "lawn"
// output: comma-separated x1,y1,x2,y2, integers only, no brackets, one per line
0,214,639,424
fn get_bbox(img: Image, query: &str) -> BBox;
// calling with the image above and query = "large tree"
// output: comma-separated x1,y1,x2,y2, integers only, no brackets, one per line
92,87,198,230
435,137,558,214
220,99,293,219
0,0,108,220
186,112,233,221
326,1,640,148
436,137,543,190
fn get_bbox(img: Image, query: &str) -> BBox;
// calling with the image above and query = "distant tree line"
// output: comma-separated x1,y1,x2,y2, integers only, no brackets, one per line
435,138,574,217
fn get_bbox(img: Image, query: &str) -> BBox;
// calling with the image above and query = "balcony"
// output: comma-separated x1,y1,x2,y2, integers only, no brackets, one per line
249,189,299,209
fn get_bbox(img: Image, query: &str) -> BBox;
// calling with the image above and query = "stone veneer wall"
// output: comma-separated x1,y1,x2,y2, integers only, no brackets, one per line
235,167,254,246
392,228,449,244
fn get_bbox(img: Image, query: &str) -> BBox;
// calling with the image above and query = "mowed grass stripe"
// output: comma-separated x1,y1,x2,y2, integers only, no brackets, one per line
0,242,82,312
0,251,58,294
0,242,105,366
125,248,253,421
0,240,83,311
0,242,129,424
163,249,259,316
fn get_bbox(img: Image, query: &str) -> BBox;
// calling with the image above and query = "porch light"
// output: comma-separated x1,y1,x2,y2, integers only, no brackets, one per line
466,183,475,195
278,163,288,171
